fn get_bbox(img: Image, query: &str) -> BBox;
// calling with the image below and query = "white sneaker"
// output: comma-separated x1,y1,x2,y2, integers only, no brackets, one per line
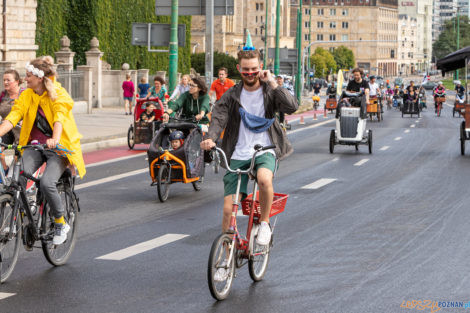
256,221,271,246
53,223,70,245
213,260,229,282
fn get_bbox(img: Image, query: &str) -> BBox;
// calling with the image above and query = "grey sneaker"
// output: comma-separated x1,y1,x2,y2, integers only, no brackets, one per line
53,223,70,245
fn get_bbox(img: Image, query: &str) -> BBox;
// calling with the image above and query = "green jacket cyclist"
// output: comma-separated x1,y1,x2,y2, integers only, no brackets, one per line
162,76,211,124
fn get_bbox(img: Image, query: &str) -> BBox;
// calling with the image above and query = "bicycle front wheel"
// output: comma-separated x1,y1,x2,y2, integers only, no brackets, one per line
42,184,79,266
0,194,21,283
207,233,235,301
157,164,170,202
248,224,271,282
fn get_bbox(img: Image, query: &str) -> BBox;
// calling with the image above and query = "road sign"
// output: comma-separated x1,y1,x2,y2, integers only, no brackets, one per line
268,48,298,62
155,0,234,16
131,23,186,47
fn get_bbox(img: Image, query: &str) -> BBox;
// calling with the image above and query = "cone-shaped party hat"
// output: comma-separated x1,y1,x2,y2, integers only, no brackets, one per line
243,30,255,51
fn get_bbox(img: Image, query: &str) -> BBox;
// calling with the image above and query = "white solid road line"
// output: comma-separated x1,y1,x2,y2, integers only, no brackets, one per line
76,168,147,190
404,129,410,133
96,234,189,261
288,118,335,135
380,146,390,151
302,178,337,190
395,137,402,141
0,292,16,300
354,159,369,166
86,153,146,168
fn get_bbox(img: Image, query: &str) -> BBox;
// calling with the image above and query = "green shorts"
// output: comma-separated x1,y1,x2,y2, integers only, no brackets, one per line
223,153,277,199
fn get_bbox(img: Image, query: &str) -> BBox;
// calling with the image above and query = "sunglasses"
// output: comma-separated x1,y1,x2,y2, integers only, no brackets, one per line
241,71,259,77
189,83,198,88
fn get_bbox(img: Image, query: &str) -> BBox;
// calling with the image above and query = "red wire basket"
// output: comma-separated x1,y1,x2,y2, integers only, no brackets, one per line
241,192,289,218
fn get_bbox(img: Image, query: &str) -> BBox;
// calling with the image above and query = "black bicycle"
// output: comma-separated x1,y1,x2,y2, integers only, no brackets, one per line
0,143,80,283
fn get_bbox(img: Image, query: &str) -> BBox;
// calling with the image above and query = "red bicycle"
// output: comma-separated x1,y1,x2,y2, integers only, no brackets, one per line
435,93,445,117
207,145,288,300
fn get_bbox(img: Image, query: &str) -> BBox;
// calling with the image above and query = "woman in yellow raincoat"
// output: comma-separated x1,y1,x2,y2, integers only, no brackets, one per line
0,56,85,245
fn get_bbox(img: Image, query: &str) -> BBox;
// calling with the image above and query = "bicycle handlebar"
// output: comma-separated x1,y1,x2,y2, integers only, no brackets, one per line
213,144,276,175
0,142,73,156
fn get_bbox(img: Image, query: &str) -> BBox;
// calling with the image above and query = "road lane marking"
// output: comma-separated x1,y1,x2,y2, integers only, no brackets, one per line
96,234,189,261
302,178,336,190
288,118,335,134
404,129,410,133
354,159,369,166
380,146,390,151
415,120,420,123
0,292,16,300
332,157,339,162
410,124,416,128
76,168,147,190
86,153,146,168
394,137,402,141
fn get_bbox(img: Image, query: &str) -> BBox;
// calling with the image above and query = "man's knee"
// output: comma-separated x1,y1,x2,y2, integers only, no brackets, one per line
257,170,273,190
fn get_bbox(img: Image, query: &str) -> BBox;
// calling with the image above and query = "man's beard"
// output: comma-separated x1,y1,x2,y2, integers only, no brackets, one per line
242,75,259,87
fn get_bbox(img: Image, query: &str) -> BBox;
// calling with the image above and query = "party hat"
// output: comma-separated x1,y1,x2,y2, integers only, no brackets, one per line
243,30,255,51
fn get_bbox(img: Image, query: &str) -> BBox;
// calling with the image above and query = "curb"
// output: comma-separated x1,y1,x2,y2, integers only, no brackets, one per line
81,137,128,153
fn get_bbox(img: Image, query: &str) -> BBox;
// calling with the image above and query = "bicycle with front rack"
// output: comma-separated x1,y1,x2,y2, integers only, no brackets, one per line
207,144,289,300
0,143,80,283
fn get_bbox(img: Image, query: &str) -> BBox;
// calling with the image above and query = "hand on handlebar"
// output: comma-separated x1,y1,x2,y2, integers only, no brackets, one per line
200,139,216,151
162,113,169,123
195,114,203,121
46,138,59,149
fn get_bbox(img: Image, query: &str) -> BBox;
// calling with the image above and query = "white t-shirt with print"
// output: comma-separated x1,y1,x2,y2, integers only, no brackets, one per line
232,87,274,160
369,82,379,96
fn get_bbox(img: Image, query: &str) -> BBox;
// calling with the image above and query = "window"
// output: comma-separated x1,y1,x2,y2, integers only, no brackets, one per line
305,21,310,28
305,8,310,15
317,34,324,40
256,16,258,23
342,9,348,15
330,21,336,28
391,49,395,59
305,34,311,41
318,8,324,15
255,28,258,35
256,3,259,10
261,16,263,23
342,21,348,28
402,53,405,59
342,34,348,41
329,34,336,41
330,9,336,15
260,3,263,10
317,21,324,28
329,47,335,53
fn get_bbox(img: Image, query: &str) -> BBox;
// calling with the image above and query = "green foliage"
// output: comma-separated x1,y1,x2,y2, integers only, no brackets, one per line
433,16,470,60
36,0,192,74
191,52,240,80
332,46,355,70
309,48,337,78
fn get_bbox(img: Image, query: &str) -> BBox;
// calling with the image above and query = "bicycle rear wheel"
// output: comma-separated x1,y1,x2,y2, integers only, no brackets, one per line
0,194,21,283
248,224,271,282
207,233,235,301
42,183,79,266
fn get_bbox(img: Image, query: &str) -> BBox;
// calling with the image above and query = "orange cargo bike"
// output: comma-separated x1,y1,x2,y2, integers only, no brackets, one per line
325,97,337,113
366,96,382,121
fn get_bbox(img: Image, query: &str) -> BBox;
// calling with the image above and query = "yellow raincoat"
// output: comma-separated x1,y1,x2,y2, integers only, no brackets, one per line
5,79,86,178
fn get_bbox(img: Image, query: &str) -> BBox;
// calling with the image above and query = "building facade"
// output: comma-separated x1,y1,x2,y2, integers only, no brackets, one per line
397,14,418,75
191,0,295,62
399,0,433,72
433,0,458,41
0,0,38,71
292,0,399,77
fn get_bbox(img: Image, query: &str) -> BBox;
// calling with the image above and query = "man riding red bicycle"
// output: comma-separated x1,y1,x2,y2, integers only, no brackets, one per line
200,40,297,261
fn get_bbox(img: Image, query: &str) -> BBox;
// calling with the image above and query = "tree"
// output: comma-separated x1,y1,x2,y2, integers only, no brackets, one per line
332,46,355,70
433,16,470,60
191,52,240,80
309,48,337,78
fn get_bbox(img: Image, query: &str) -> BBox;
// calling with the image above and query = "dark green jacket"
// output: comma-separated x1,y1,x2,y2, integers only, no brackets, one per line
168,92,211,124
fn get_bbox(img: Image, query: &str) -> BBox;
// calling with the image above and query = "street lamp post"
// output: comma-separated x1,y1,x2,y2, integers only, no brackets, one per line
264,0,269,69
274,0,280,75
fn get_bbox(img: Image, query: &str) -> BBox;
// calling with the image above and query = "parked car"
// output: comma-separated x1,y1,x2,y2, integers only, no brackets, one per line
422,81,437,90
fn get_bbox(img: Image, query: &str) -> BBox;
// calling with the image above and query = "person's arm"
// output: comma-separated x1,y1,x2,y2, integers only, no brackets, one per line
147,112,155,123
169,86,180,101
196,95,211,121
163,93,185,121
49,88,74,149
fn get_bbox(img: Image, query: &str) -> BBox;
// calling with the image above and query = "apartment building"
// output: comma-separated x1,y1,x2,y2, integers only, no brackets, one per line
397,15,418,75
191,0,295,60
433,0,458,41
292,0,399,76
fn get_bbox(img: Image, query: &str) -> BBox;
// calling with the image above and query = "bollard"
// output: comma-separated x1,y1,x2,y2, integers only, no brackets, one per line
324,108,327,118
299,115,305,125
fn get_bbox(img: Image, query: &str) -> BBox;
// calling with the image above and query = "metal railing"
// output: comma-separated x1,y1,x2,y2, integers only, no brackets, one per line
56,71,85,101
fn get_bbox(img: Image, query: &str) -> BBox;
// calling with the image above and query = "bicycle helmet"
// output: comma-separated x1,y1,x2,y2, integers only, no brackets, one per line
169,130,185,141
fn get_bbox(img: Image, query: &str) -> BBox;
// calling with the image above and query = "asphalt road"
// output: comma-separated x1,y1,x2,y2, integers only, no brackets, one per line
1,93,470,313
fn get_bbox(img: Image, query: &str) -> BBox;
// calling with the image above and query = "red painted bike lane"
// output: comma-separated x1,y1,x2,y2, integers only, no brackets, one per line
83,145,147,165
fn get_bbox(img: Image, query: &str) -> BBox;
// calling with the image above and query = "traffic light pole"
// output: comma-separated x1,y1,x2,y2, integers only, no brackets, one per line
274,0,280,75
264,0,268,69
205,0,214,87
169,0,179,94
295,8,302,103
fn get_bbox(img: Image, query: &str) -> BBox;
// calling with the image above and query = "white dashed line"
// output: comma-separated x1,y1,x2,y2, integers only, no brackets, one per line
302,178,337,190
394,137,402,141
86,153,146,168
332,157,339,162
380,146,390,151
404,129,410,133
410,124,416,128
354,159,369,166
76,168,147,190
96,234,189,261
0,293,16,300
288,119,335,134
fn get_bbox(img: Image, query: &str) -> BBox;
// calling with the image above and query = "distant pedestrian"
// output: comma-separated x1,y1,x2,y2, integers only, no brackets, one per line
169,74,190,101
147,76,168,101
137,77,150,99
122,73,135,115
209,67,235,102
